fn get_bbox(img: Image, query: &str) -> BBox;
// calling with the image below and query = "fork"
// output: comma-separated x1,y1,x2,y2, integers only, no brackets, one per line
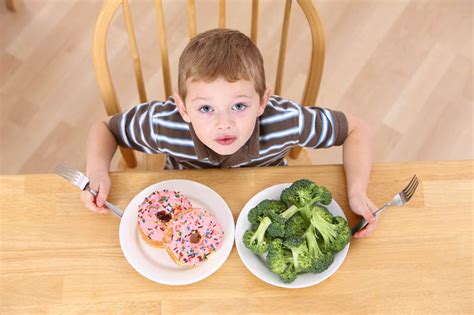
351,175,419,236
54,164,123,218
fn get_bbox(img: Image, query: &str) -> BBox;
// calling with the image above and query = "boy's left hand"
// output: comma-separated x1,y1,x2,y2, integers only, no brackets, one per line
349,193,379,238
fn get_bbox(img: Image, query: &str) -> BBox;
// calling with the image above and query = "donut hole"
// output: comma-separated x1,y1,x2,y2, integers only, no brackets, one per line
156,210,172,222
190,230,202,243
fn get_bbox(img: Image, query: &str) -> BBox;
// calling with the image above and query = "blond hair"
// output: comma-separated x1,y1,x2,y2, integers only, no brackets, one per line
178,29,266,101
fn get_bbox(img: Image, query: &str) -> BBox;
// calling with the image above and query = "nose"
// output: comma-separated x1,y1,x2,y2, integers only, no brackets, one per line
215,111,233,130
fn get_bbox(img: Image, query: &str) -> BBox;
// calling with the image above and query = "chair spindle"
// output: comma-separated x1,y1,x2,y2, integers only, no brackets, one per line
187,0,197,38
250,0,259,43
154,0,173,98
122,0,148,103
275,0,292,96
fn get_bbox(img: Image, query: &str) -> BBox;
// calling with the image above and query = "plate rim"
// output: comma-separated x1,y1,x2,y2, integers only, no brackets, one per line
119,179,235,285
234,183,350,289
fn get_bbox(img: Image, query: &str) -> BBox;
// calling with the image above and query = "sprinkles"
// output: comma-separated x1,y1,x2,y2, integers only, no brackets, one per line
137,190,192,244
166,208,224,267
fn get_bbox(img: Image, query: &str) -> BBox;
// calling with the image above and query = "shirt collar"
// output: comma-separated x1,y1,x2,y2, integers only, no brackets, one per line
188,120,260,166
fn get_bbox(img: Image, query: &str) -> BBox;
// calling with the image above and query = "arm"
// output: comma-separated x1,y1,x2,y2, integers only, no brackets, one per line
81,117,117,213
342,114,378,238
86,118,117,174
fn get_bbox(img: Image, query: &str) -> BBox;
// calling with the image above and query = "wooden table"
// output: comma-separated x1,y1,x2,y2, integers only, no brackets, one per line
1,161,472,314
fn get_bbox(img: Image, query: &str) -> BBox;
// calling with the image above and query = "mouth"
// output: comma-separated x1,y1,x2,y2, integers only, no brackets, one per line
215,135,237,145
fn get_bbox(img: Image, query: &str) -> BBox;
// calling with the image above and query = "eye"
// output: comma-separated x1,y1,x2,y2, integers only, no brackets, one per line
232,102,248,111
198,105,213,113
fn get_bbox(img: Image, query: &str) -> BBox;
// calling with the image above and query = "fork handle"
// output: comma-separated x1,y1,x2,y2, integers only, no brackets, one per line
351,203,391,235
88,189,123,218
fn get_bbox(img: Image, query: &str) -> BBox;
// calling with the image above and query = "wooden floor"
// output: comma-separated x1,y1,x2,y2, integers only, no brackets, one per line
1,0,472,174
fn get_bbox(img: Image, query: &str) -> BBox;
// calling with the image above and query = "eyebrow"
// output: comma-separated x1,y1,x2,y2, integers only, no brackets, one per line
191,96,210,102
191,94,250,102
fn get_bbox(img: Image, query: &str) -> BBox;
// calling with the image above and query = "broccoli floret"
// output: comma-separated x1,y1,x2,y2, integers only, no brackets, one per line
263,199,288,214
285,213,309,238
330,216,351,252
266,204,300,238
281,179,318,208
266,239,297,283
283,237,314,273
309,206,350,253
314,186,332,205
248,199,286,225
279,269,298,283
305,224,335,273
243,217,272,254
280,179,333,220
317,205,334,223
266,239,291,274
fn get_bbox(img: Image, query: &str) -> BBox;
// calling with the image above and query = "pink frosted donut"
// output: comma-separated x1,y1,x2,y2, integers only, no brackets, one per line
165,208,224,266
137,190,193,247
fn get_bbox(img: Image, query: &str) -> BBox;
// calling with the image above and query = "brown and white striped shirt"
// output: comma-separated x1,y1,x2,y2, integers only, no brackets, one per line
108,95,348,169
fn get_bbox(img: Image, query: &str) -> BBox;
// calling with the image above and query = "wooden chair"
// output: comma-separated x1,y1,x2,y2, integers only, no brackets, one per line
93,0,325,170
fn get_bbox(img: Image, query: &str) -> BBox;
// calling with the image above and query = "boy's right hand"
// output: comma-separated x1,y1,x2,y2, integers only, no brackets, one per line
80,171,111,214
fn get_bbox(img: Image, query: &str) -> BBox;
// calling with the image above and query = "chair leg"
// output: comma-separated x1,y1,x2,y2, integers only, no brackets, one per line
287,148,313,166
6,0,16,12
289,146,304,159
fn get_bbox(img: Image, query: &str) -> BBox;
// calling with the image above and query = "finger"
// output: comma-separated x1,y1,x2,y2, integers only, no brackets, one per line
366,199,378,213
81,190,109,213
96,182,111,208
355,219,378,238
361,203,376,224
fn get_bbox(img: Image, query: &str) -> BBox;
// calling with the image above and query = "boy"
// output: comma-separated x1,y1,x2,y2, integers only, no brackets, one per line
82,29,378,238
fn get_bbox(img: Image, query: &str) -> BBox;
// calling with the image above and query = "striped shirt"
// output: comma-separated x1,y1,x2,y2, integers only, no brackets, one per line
108,95,348,169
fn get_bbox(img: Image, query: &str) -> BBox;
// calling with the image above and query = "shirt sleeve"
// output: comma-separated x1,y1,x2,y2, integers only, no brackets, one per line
297,105,349,148
108,101,163,154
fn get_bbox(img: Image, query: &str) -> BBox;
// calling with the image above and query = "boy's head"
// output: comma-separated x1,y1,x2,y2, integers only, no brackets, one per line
175,29,271,156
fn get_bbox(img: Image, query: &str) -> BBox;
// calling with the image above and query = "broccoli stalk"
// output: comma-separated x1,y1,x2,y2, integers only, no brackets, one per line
243,216,272,254
266,239,297,283
283,237,314,273
309,206,350,253
304,225,335,273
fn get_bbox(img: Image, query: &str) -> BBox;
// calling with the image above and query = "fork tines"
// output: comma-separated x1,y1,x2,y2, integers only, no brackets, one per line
54,164,79,182
402,175,419,201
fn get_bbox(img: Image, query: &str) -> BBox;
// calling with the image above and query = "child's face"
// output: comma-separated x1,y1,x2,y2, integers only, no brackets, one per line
176,77,270,155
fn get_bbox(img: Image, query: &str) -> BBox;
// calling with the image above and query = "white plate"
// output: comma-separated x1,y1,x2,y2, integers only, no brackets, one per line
119,179,235,285
235,183,349,289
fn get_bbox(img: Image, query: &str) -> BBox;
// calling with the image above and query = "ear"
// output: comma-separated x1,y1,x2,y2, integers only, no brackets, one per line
174,93,191,123
257,87,272,116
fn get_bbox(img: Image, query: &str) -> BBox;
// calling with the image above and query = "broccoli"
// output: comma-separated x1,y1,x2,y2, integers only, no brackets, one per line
279,269,298,283
266,239,291,274
313,185,332,205
283,237,315,273
266,239,297,283
309,206,350,253
304,224,335,273
247,199,286,225
281,179,318,208
285,213,309,238
243,216,272,254
317,205,334,223
330,216,351,252
280,179,333,220
266,205,301,238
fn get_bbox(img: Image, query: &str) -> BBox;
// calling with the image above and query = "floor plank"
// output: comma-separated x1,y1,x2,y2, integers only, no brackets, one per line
1,0,472,174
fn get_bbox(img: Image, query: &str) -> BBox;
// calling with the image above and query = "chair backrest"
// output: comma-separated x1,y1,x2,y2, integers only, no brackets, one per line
93,0,325,168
